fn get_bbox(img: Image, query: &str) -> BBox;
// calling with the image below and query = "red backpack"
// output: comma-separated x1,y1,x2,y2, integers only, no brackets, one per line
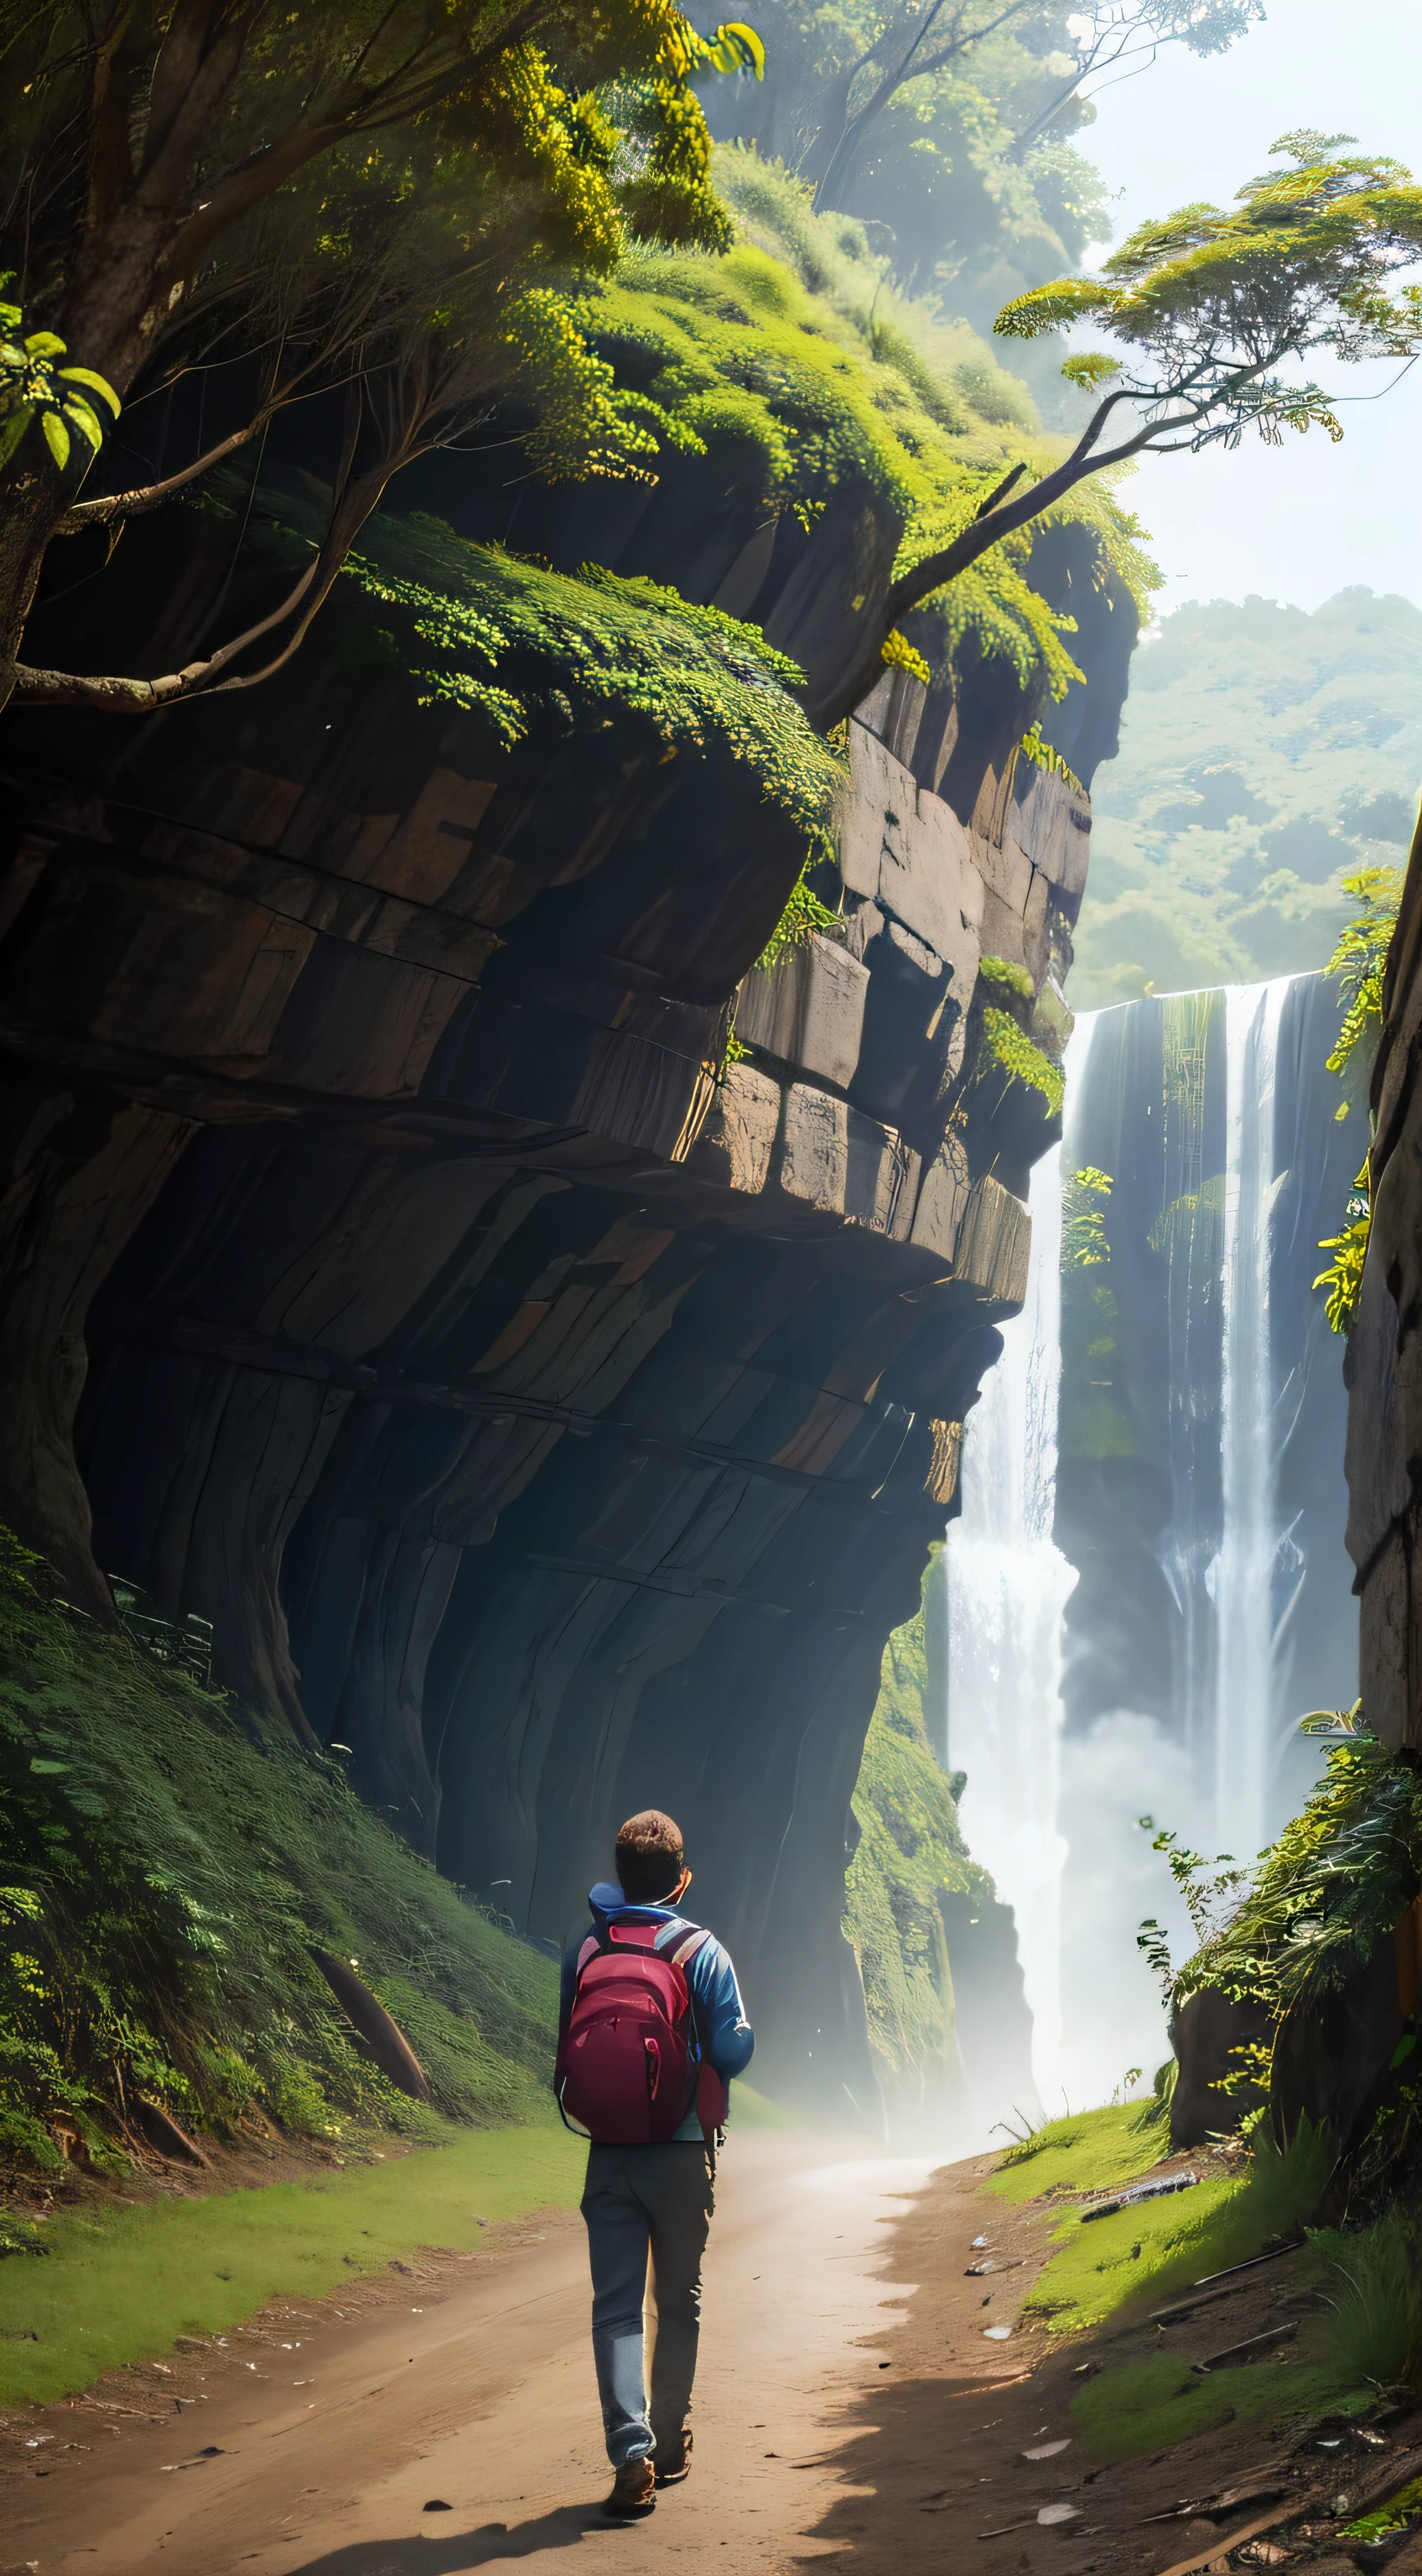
558,1919,714,2146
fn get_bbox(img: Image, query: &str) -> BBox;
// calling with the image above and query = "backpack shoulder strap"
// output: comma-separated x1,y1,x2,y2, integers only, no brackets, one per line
664,1924,712,1971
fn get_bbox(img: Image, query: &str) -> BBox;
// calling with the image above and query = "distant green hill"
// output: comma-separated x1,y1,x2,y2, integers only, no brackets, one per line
1069,589,1422,1007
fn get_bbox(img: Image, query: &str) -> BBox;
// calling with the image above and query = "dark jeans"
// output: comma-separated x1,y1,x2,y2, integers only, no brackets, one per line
580,2141,714,2468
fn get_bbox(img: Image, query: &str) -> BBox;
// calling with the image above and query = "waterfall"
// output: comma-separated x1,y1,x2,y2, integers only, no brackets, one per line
942,1020,1090,2114
1212,979,1291,1860
941,975,1355,2117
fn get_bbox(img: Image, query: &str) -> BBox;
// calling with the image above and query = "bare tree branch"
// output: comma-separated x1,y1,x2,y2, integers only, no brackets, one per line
54,413,274,532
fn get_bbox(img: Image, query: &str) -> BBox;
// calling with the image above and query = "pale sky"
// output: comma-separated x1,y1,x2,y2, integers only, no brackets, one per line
1077,0,1422,610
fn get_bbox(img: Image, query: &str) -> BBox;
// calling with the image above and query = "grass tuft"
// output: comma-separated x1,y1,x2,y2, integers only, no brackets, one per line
1070,2351,1370,2464
987,2101,1164,2203
1316,2205,1422,2401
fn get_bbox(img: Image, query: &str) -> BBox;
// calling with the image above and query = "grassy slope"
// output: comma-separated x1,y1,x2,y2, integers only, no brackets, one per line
0,1534,559,2176
1072,589,1422,1005
989,2106,1368,2460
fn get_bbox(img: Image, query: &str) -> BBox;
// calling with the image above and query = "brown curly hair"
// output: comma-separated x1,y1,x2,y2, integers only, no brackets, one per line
615,1809,685,1903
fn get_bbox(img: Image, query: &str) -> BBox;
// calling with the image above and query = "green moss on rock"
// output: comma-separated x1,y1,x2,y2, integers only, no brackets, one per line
843,1559,992,2112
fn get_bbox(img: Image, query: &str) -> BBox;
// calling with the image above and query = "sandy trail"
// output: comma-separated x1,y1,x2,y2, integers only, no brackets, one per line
9,2131,1341,2576
8,2135,971,2576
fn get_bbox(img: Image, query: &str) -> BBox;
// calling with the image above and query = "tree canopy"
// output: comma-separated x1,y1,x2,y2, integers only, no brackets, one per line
0,0,757,709
702,1,1260,330
845,134,1422,715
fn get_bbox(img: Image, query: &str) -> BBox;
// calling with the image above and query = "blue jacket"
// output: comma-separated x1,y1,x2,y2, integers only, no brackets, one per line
558,1882,755,2141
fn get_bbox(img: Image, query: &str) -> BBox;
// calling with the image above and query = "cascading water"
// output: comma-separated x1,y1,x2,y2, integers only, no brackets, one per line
942,1021,1089,2115
1212,979,1291,1860
942,974,1357,2115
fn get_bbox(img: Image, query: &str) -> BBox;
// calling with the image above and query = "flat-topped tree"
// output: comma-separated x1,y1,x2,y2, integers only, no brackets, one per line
0,0,761,715
822,134,1422,725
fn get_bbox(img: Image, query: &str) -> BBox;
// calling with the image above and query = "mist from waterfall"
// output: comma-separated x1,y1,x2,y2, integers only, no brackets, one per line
942,974,1355,2118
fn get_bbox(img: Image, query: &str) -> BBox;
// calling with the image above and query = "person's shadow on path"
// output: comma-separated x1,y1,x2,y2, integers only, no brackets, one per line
278,2501,610,2573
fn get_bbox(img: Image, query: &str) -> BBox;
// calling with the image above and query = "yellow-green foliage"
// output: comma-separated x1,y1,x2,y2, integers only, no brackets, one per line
1020,720,1086,799
1176,1732,1422,2023
324,507,846,865
988,2102,1164,2204
1315,866,1404,1332
979,1004,1066,1114
581,153,1159,706
1071,2350,1367,2463
0,2125,583,2410
996,145,1422,451
1315,1173,1373,1333
1063,1165,1113,1269
753,865,838,970
1323,864,1404,1095
991,2109,1331,2344
0,1532,558,2176
881,627,932,684
843,1575,989,2080
978,953,1035,1000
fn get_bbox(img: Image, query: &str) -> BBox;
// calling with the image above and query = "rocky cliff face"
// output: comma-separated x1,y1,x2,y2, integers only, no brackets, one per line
0,463,1133,2104
1346,821,1422,1751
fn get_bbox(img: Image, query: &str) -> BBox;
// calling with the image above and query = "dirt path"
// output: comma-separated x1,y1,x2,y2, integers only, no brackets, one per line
8,2130,1405,2576
9,2134,1012,2575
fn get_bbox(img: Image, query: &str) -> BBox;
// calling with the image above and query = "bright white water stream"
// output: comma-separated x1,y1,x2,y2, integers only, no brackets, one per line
1213,978,1292,1861
942,1020,1090,2112
942,979,1329,2120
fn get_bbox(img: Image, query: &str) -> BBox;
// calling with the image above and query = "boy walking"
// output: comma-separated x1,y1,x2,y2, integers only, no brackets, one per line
557,1809,754,2517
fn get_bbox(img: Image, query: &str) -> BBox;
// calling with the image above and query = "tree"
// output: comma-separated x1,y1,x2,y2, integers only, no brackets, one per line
806,0,1261,211
821,135,1422,722
0,0,761,714
704,3,1259,226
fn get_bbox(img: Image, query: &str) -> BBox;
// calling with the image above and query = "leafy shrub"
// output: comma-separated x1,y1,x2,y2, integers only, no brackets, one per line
979,1004,1066,1114
1175,1732,1422,2023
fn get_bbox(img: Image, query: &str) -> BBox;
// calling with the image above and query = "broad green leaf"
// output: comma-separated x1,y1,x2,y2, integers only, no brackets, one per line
61,392,106,453
58,364,121,416
40,407,70,471
23,330,66,358
29,1757,71,1774
702,21,765,76
0,408,30,468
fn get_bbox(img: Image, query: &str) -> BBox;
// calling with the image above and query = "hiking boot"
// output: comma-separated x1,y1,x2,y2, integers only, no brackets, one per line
605,2455,657,2518
655,2427,693,2486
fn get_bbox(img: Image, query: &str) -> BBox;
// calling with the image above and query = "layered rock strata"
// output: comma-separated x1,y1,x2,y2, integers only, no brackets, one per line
1,507,1129,2103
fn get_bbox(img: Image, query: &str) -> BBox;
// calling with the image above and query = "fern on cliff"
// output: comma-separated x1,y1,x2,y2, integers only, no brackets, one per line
978,1005,1066,1114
